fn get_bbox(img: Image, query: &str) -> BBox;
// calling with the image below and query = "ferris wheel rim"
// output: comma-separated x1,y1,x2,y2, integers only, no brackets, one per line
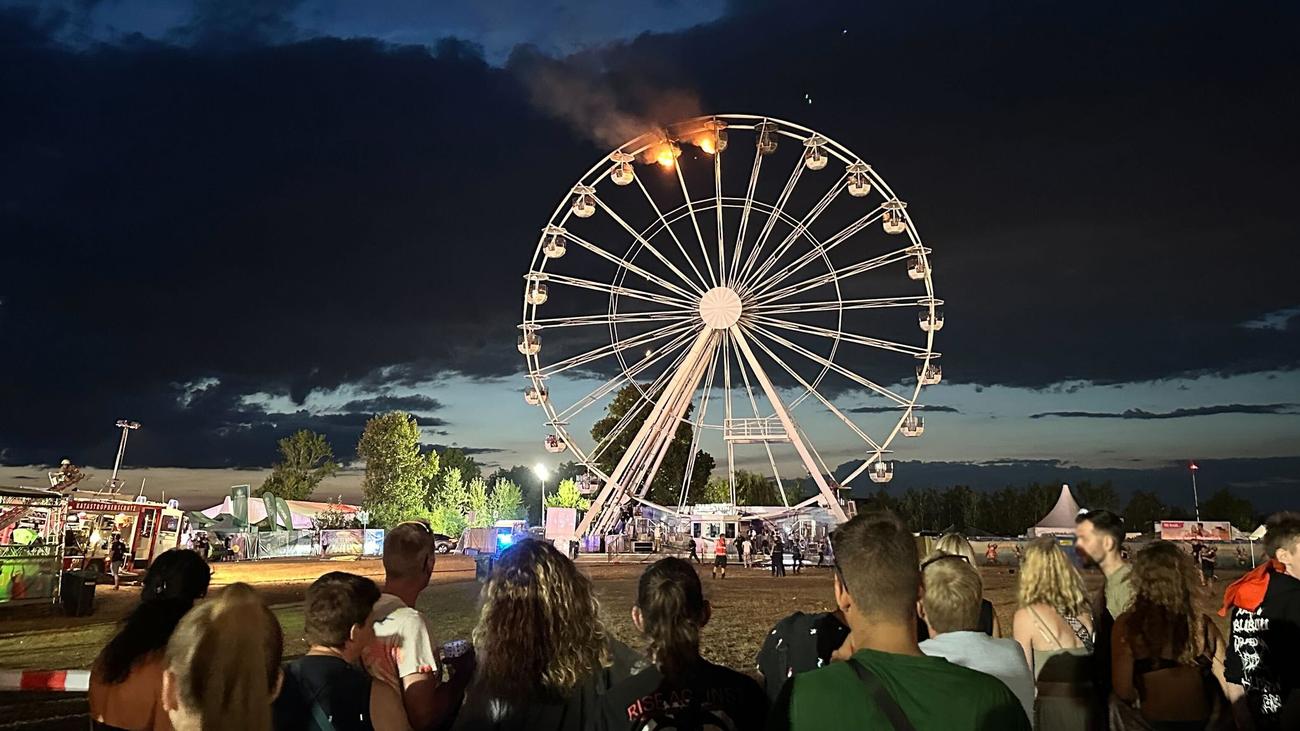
520,114,943,508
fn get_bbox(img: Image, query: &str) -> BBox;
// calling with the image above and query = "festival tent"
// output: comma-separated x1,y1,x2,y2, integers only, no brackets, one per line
196,497,359,531
1028,484,1083,537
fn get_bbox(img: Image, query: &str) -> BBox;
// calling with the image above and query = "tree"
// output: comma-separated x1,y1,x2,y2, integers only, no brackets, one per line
436,447,481,482
697,475,731,504
735,469,782,506
261,430,338,500
357,412,439,527
1124,490,1167,531
426,467,468,537
466,477,492,528
546,478,591,511
489,479,525,522
589,384,714,506
1076,481,1121,513
1201,489,1255,531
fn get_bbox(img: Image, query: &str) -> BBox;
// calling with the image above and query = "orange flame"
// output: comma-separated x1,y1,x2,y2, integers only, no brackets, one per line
654,141,680,169
699,135,716,155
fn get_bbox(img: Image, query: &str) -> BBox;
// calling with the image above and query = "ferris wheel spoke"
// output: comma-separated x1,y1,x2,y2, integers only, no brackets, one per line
677,339,722,509
714,150,726,291
746,331,885,452
748,207,886,300
633,177,712,292
755,244,914,304
734,157,804,288
589,344,692,463
752,315,929,358
597,194,708,296
528,310,693,330
740,175,846,293
552,325,698,422
534,272,695,310
727,144,764,286
731,336,790,506
747,322,913,406
563,230,699,301
538,319,699,378
675,163,718,287
752,295,940,317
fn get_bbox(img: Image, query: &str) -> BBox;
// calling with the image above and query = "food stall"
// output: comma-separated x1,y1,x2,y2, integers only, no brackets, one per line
63,493,185,573
0,486,67,606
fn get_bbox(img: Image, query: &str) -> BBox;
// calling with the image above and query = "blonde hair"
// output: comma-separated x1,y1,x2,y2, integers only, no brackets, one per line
165,583,283,731
471,539,610,703
921,555,983,633
934,533,978,565
1018,537,1090,618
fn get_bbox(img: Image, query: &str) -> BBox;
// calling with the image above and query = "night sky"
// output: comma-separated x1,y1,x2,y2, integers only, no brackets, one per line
1,0,1297,511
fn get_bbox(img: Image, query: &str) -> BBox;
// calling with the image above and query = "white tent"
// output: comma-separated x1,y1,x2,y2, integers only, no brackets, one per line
199,497,359,530
1029,484,1083,537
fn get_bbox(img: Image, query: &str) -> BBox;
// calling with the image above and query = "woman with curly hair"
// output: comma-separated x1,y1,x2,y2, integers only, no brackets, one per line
452,539,643,731
1111,541,1231,730
1012,536,1095,730
601,557,766,730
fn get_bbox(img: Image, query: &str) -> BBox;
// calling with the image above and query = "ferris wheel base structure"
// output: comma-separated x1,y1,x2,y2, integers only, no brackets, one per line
520,114,945,541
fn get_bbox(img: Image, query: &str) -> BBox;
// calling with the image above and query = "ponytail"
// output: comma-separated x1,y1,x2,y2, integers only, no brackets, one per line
637,558,706,677
165,583,283,731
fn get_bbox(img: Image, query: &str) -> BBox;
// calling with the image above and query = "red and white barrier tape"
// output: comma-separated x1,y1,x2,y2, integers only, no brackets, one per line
0,670,90,692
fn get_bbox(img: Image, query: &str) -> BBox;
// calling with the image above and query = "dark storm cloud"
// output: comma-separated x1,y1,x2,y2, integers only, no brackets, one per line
848,405,959,414
2,0,1299,467
337,395,445,414
1030,404,1300,420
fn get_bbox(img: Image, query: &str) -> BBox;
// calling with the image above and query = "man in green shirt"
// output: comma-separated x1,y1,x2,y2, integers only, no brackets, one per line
1074,508,1132,718
767,512,1030,731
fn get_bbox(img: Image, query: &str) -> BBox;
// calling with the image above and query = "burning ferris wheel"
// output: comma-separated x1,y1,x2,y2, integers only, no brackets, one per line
518,115,943,538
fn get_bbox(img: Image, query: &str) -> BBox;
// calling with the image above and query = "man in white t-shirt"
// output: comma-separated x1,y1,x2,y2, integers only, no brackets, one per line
918,554,1036,725
363,522,472,731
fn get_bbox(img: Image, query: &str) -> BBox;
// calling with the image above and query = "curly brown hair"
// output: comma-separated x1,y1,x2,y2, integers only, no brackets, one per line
1126,540,1210,665
470,539,610,703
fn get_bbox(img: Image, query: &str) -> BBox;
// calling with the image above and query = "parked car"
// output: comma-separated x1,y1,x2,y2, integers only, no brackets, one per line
432,532,457,554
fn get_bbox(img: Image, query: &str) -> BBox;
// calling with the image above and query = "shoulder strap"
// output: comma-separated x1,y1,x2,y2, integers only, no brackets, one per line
846,658,916,731
309,700,337,731
1028,606,1066,650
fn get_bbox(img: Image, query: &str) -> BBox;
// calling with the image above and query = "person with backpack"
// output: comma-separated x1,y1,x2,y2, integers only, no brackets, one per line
768,512,1029,730
602,558,767,730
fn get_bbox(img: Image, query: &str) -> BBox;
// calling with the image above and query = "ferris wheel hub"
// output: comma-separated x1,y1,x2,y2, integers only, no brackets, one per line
698,286,743,330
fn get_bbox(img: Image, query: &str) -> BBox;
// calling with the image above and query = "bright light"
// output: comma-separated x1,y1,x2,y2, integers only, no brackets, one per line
699,136,716,155
534,463,548,481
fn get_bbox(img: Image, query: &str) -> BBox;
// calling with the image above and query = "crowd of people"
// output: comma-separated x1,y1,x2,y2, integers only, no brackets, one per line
83,510,1300,730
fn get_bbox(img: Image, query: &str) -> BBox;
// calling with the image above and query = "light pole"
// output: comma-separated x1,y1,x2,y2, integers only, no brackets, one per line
534,463,549,528
1189,462,1201,521
109,420,141,492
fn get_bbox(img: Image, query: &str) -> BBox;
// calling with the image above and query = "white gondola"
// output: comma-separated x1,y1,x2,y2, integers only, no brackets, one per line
901,414,925,437
756,121,779,155
542,225,567,259
525,282,548,306
883,199,908,234
869,461,894,484
609,151,635,186
846,161,872,197
571,185,597,218
517,332,540,356
524,385,548,406
907,254,928,280
544,434,567,454
919,308,944,332
803,136,828,171
700,118,728,154
917,362,942,386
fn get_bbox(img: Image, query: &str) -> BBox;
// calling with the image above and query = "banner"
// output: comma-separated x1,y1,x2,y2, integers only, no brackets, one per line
321,529,364,556
253,530,316,558
1160,520,1232,542
545,507,578,541
363,529,385,556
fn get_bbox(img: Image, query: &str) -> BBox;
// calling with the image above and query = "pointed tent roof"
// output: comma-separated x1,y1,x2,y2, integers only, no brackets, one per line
1031,485,1082,536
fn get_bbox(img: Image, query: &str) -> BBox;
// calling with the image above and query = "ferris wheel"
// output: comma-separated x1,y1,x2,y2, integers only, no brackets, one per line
518,114,943,538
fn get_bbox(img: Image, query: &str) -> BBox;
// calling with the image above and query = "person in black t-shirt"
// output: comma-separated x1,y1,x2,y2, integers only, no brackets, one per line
602,557,767,731
109,534,128,589
274,572,384,731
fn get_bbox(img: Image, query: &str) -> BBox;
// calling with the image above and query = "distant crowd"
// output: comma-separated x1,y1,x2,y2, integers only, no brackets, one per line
84,509,1300,730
